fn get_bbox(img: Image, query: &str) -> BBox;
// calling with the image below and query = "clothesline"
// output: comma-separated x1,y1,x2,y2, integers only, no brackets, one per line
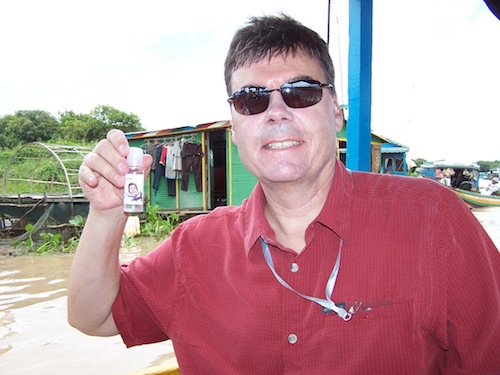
140,134,200,149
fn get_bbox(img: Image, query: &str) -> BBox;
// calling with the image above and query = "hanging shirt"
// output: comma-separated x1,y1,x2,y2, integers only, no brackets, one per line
172,141,182,174
164,145,177,179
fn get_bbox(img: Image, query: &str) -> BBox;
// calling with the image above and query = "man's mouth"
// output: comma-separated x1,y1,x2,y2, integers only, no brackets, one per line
264,141,303,149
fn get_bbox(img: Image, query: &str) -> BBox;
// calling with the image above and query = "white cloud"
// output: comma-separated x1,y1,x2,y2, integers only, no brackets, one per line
370,0,500,161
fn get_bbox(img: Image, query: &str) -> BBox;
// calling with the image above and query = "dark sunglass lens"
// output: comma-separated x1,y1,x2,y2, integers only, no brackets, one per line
282,81,323,108
233,88,270,115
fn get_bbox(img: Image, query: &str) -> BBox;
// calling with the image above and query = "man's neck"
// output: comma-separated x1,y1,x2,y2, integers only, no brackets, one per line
261,167,335,254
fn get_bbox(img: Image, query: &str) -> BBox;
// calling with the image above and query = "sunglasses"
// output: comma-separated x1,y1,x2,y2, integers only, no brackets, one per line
227,79,334,115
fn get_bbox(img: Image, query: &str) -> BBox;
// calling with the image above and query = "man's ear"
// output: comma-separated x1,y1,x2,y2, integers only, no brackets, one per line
230,122,238,145
332,93,344,132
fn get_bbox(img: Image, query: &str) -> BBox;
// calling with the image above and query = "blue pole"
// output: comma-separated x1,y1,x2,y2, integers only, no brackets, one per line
346,0,373,172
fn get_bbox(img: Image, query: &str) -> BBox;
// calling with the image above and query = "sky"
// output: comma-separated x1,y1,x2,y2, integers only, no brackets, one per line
1,0,499,162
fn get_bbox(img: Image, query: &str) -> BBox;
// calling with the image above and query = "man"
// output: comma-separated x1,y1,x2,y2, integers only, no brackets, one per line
68,14,500,374
486,177,500,196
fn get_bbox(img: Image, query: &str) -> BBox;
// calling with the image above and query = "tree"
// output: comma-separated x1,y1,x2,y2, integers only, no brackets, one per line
1,106,144,146
59,105,145,142
0,110,59,148
89,105,144,138
59,111,99,143
477,160,500,173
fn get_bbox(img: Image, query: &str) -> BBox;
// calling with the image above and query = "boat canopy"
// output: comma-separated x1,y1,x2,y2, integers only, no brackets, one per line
418,160,480,171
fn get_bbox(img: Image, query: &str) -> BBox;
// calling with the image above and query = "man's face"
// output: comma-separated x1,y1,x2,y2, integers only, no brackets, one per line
229,52,343,187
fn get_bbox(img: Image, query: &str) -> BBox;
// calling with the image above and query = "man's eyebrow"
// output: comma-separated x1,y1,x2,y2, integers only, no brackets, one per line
239,83,266,88
290,75,314,81
242,76,314,86
236,75,316,91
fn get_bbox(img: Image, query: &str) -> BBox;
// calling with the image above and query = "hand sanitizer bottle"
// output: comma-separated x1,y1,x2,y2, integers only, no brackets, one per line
124,147,144,213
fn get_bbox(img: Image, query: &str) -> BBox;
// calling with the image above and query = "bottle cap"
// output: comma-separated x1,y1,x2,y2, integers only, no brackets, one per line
127,147,143,167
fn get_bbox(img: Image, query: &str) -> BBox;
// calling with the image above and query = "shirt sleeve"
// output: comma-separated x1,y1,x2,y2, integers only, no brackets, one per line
112,238,178,347
438,193,500,373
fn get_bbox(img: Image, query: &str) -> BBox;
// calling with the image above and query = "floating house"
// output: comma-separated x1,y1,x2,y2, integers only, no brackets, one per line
126,121,256,214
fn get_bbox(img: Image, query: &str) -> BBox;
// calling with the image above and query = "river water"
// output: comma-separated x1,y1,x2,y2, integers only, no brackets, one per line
1,208,499,375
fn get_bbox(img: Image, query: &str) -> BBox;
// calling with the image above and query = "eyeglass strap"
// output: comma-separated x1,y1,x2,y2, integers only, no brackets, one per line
259,237,351,321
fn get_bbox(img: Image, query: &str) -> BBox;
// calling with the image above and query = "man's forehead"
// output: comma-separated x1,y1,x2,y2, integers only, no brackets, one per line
230,53,323,88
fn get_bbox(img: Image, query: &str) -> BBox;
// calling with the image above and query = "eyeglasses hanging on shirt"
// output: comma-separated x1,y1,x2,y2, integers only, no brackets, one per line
259,237,353,321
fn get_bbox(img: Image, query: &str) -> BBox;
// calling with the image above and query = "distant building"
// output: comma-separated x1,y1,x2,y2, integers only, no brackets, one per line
336,126,410,175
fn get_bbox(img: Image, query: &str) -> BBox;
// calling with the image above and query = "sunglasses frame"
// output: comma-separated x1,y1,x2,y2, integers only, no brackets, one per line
228,79,334,116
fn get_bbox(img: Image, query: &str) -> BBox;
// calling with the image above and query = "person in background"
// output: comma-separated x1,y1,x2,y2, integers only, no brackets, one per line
486,177,500,196
68,14,500,374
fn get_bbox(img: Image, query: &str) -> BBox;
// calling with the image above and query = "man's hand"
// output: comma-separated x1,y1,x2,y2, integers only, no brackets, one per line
79,129,152,212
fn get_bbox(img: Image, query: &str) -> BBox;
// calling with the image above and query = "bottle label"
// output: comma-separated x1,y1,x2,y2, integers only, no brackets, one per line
124,173,144,212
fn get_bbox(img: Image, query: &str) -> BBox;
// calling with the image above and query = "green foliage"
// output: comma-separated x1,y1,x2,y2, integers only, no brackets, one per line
33,231,80,255
11,215,85,254
476,160,500,173
141,205,180,240
0,110,59,149
59,105,144,143
91,105,143,134
69,215,85,232
18,223,36,250
36,232,64,254
10,208,177,255
3,144,71,194
1,105,144,147
58,110,99,143
0,149,11,188
413,158,427,167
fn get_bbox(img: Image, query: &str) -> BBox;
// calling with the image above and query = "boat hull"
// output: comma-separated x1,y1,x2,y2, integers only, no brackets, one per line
124,358,179,375
454,188,500,208
0,195,89,238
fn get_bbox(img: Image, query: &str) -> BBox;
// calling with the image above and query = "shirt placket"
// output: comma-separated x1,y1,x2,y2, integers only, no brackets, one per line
272,248,305,372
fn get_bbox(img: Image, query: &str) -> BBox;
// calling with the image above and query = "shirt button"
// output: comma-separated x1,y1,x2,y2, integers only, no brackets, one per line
290,263,299,272
288,334,298,344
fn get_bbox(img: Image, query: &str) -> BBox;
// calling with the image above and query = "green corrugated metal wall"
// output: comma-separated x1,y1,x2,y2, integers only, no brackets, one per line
229,141,257,206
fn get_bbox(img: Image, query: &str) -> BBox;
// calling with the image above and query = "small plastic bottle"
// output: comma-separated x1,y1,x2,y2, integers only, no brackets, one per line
124,147,144,213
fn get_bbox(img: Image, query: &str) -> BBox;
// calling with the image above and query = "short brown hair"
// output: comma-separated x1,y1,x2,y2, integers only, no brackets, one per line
224,13,335,94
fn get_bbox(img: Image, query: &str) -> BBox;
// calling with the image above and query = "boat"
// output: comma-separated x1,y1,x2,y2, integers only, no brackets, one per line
453,188,500,208
123,357,179,375
415,160,500,208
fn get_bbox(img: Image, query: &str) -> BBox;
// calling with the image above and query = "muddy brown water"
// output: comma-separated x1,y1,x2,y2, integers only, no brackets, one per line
0,237,175,375
1,209,499,375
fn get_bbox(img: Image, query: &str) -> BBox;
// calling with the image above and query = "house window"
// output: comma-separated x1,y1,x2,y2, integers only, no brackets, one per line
383,155,405,174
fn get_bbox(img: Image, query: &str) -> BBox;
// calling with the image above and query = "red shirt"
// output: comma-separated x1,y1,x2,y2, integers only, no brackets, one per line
112,160,500,374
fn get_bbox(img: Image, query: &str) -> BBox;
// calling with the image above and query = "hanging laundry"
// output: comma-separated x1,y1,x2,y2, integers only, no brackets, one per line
173,140,182,174
164,144,178,196
152,145,165,195
181,142,203,192
146,140,158,171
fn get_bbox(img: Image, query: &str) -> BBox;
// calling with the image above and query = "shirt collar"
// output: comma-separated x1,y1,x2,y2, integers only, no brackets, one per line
243,181,268,255
315,159,352,241
243,159,353,256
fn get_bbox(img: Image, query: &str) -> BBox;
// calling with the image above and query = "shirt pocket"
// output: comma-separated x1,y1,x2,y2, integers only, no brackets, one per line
326,301,422,372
